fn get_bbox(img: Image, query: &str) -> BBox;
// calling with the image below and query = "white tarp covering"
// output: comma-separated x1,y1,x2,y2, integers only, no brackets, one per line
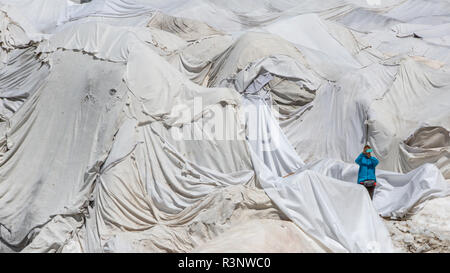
0,0,449,253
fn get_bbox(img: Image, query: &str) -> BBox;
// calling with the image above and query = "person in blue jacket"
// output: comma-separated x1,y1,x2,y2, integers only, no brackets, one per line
355,145,379,200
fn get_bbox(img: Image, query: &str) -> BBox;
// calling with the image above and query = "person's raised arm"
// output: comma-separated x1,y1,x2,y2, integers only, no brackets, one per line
355,153,363,165
371,156,379,167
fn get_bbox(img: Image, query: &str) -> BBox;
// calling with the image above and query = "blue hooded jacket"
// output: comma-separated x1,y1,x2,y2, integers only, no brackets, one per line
355,153,379,183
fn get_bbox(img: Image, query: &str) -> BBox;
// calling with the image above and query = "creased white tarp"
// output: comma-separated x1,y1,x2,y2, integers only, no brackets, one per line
0,0,449,253
306,159,450,219
240,72,393,252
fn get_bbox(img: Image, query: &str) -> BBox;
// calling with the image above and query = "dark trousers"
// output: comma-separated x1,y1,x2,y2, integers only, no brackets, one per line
360,180,376,200
365,185,375,200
